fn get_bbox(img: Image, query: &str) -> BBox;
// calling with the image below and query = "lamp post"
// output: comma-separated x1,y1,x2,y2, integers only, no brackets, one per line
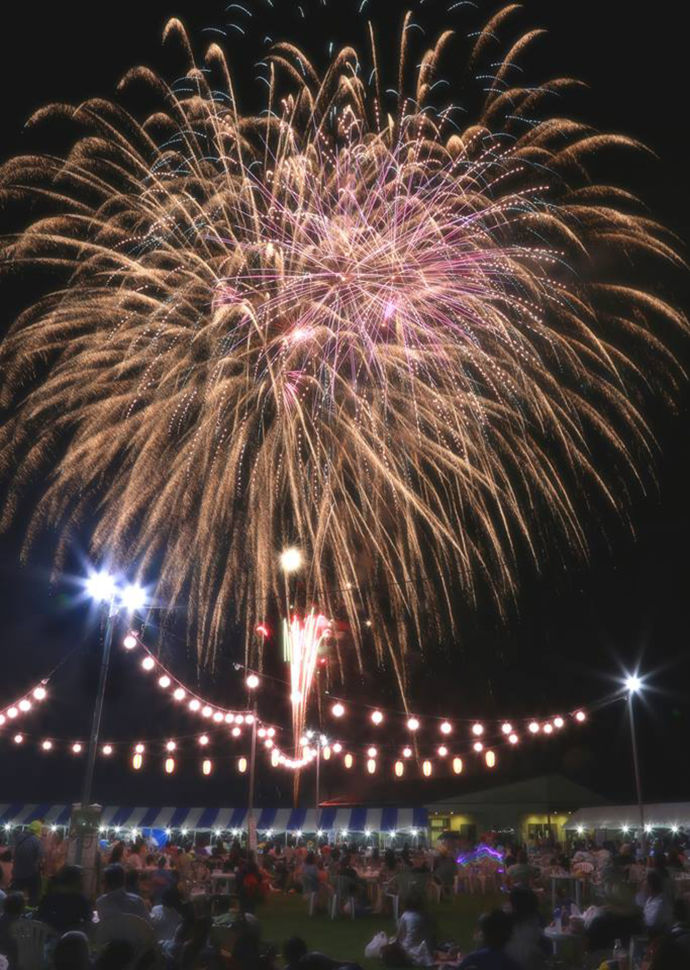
624,674,645,854
245,673,260,851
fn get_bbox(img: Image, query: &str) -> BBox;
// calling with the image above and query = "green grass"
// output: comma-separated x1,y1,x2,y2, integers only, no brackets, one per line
254,892,505,968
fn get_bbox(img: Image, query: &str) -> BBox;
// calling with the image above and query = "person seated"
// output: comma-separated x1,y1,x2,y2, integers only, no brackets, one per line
150,887,182,944
506,851,538,890
0,893,25,970
96,864,149,921
37,865,92,934
637,870,673,936
282,936,361,970
394,892,434,967
458,910,522,970
53,931,91,970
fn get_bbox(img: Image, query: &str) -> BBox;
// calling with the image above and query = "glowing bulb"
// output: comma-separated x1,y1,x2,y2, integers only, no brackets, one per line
173,688,185,701
246,673,260,690
452,757,463,774
123,633,137,650
13,733,23,744
232,726,242,738
18,699,31,712
290,690,302,704
267,727,275,737
71,742,83,754
371,710,383,725
280,547,303,573
166,740,176,752
485,750,496,768
135,743,145,754
85,571,116,603
0,715,5,726
120,583,147,612
201,706,213,718
202,759,213,776
132,753,143,770
367,758,376,774
141,657,155,672
42,739,53,751
625,675,642,694
199,735,209,746
553,716,564,729
33,686,47,701
473,741,483,753
395,760,404,777
528,721,540,734
437,745,448,757
440,721,452,735
472,723,484,736
323,746,331,760
543,723,554,735
102,744,113,756
331,702,345,718
501,722,512,735
402,746,412,758
213,711,223,723
236,715,246,725
509,733,519,745
422,760,432,777
238,757,248,773
367,746,378,758
7,707,18,719
271,749,280,767
574,710,586,723
165,757,175,774
407,717,420,731
333,742,342,754
344,753,353,769
158,675,171,689
189,699,201,712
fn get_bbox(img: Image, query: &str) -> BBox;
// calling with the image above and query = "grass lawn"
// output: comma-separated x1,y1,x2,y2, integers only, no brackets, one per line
255,892,505,968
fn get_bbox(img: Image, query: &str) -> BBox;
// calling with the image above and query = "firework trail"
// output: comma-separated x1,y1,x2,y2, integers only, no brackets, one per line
0,3,684,693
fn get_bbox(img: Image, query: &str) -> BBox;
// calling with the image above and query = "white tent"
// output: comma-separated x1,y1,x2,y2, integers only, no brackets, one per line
565,803,690,832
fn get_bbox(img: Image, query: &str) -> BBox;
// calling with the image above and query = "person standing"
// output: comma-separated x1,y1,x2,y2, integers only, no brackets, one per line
10,822,44,904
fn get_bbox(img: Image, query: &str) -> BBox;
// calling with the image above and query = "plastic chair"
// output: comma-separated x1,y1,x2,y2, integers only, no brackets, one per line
329,876,356,920
94,914,159,969
9,919,56,970
305,891,317,916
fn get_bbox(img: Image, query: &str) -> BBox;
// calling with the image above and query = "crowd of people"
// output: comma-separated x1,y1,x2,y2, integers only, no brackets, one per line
0,821,689,970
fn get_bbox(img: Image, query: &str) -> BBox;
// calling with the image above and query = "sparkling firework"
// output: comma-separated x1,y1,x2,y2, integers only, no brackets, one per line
0,4,684,688
283,610,330,755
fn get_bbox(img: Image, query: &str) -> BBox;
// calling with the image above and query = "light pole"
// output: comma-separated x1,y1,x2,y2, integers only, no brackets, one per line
245,674,260,852
624,674,645,854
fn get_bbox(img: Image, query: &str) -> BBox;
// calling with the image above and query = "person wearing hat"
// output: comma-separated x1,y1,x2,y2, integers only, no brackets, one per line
10,821,44,905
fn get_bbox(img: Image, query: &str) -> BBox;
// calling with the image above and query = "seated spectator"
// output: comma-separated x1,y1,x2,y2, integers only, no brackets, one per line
394,892,434,967
37,866,92,934
506,850,537,890
638,870,673,936
505,888,547,970
458,909,521,970
283,936,361,970
96,864,149,922
0,894,25,970
53,931,91,970
150,887,182,944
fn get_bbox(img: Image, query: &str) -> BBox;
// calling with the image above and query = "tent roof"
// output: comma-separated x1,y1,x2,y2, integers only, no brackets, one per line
565,803,690,830
426,774,605,811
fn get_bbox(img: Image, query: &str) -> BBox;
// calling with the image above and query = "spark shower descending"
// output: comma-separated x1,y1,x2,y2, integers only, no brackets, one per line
0,2,683,685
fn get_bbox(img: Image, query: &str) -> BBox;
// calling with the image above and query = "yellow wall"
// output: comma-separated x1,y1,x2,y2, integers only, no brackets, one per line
521,813,570,841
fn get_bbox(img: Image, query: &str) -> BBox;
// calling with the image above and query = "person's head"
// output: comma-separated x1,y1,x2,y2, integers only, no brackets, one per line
103,863,125,892
29,820,42,837
283,937,308,966
161,887,181,910
479,909,514,951
509,887,539,921
646,870,664,896
54,931,90,970
56,865,83,893
2,892,25,919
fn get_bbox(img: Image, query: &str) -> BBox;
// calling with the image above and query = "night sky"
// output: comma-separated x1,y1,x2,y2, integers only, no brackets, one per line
0,0,688,812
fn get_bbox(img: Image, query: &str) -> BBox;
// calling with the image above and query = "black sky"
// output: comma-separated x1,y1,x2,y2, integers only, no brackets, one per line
0,0,688,811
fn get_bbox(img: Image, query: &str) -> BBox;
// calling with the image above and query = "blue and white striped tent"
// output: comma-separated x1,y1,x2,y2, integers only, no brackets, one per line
0,804,428,834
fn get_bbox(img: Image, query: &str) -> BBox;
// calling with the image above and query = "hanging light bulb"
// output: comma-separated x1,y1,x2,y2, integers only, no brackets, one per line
407,717,420,732
395,760,404,778
440,721,452,735
213,711,224,723
201,706,213,718
135,743,145,754
189,699,201,712
485,750,496,768
452,757,463,774
332,742,342,754
245,673,260,690
574,710,587,723
472,723,484,736
173,688,185,701
202,759,213,776
501,722,512,735
473,741,483,753
344,753,354,769
238,757,248,773
198,735,209,747
528,721,540,734
165,757,175,774
166,740,176,752
123,633,137,650
370,710,383,725
18,699,31,712
402,746,412,758
13,733,23,744
322,746,331,760
422,760,432,777
543,723,554,735
141,657,155,672
437,745,448,757
71,742,83,754
271,749,280,767
132,753,143,771
158,675,171,689
367,759,377,774
42,739,53,751
102,744,113,756
367,746,378,758
33,686,47,701
553,716,565,729
331,702,345,718
509,733,519,745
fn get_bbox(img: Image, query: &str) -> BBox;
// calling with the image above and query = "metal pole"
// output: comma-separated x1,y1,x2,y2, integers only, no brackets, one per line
628,694,645,854
247,700,258,851
315,744,321,818
81,601,116,808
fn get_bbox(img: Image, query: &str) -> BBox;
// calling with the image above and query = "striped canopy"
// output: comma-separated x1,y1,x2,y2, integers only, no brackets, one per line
0,804,427,833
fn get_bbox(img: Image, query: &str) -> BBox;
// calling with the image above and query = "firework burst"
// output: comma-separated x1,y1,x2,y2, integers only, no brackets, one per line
0,4,684,690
